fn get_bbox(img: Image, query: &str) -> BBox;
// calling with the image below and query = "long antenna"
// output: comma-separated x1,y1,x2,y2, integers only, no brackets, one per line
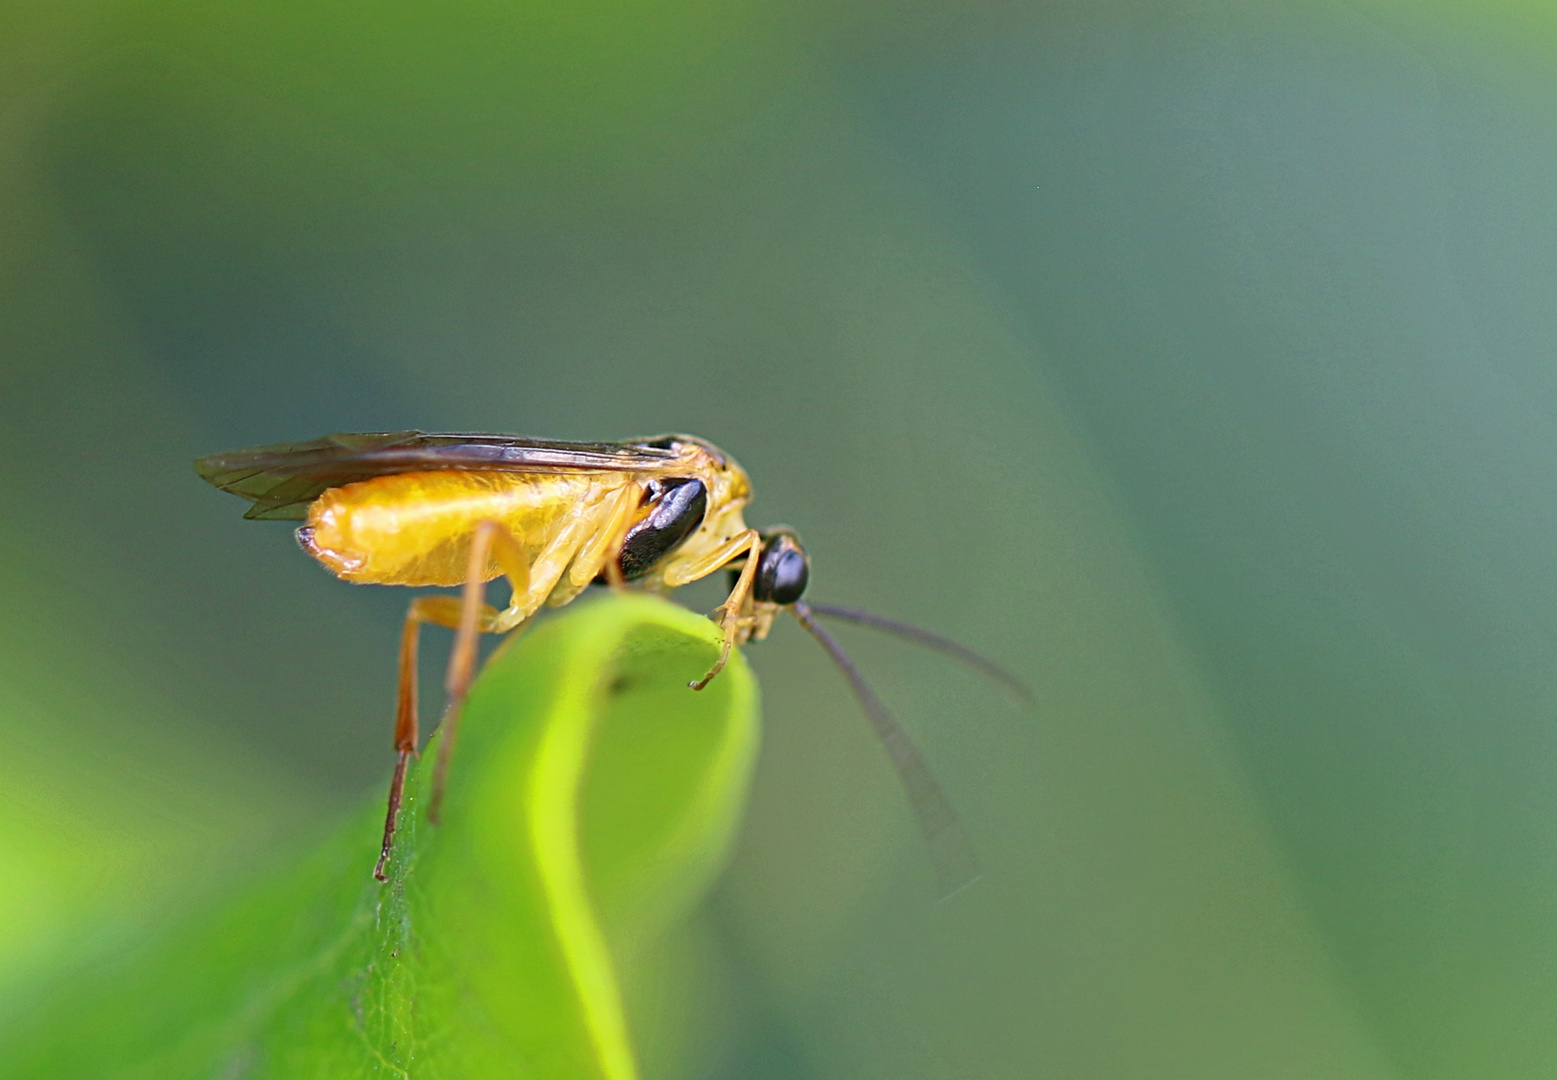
805,603,1033,705
791,602,980,900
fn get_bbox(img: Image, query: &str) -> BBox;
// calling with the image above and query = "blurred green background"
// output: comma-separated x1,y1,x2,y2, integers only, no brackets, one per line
4,0,1557,1076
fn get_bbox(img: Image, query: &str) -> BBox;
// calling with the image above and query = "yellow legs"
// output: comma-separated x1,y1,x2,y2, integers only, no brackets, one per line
677,529,763,691
373,491,640,880
373,519,529,880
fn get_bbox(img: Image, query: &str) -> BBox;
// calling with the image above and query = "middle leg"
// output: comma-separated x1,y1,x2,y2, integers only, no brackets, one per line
427,495,629,822
428,518,532,823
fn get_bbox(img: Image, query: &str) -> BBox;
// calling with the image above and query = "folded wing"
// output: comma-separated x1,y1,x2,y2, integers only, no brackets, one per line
195,431,684,520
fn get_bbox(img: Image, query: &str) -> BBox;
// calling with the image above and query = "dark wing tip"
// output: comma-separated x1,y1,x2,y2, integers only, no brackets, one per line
194,432,427,520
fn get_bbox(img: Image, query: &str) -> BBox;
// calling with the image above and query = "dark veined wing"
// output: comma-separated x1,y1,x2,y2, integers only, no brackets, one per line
195,431,686,520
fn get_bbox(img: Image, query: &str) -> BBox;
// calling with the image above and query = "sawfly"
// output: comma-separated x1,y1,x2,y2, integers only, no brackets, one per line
197,431,1029,894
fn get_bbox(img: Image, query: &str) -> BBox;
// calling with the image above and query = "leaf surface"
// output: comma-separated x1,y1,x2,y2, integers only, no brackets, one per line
0,594,759,1080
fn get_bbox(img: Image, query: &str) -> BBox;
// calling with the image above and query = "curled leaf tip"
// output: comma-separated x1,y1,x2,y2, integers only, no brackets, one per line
0,594,760,1080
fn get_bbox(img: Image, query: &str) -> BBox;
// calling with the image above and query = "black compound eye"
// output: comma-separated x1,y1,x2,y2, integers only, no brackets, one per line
617,478,707,579
753,531,809,605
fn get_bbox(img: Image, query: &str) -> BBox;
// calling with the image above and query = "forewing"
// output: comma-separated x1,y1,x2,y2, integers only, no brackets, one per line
195,431,683,520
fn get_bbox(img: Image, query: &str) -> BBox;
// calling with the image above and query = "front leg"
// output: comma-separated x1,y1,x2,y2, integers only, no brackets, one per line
667,528,762,691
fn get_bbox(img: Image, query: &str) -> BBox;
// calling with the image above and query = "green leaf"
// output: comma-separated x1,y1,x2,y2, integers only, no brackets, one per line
0,593,760,1080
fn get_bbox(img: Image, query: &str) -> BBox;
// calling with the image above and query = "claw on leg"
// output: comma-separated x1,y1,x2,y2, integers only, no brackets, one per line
374,749,413,881
689,620,738,691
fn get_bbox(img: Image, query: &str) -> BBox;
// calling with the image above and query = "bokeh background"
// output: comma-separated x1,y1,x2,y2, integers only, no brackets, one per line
4,1,1557,1076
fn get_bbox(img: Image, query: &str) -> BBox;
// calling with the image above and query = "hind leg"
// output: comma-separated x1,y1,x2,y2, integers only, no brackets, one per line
375,594,501,880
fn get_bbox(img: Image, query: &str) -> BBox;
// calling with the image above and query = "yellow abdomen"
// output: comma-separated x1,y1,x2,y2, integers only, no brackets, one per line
299,470,622,586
